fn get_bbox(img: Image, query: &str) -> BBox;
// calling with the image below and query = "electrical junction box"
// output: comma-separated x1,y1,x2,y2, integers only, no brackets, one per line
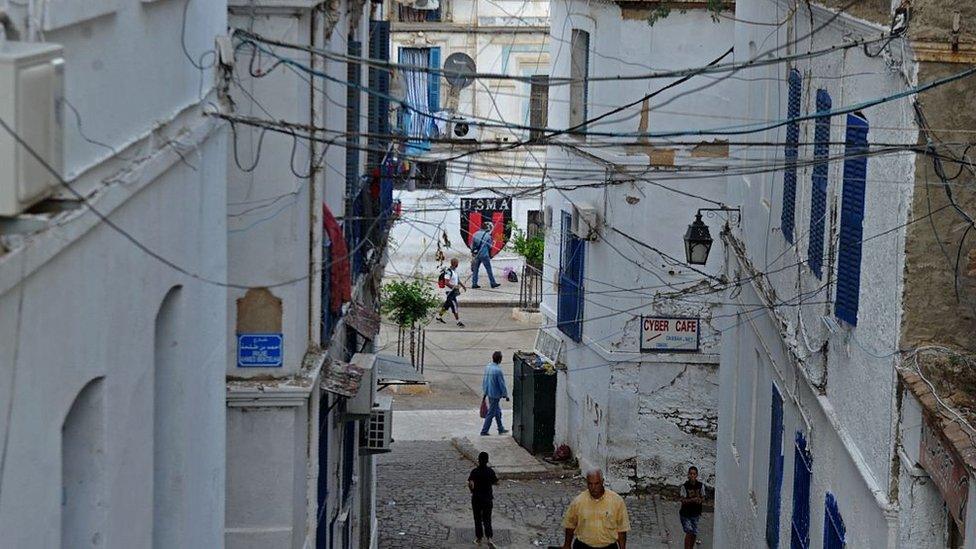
0,42,64,216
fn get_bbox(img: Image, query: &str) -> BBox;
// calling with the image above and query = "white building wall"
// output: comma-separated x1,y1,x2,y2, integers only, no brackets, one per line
0,2,228,546
542,0,735,490
716,0,926,547
223,2,379,548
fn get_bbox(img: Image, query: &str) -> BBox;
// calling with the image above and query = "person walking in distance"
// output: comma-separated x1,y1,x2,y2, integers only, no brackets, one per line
561,468,630,549
679,466,707,549
471,221,501,289
436,258,466,327
480,351,509,436
468,451,499,546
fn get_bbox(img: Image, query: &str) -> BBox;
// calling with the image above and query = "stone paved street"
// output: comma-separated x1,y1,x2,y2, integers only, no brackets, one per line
376,306,713,547
378,441,671,548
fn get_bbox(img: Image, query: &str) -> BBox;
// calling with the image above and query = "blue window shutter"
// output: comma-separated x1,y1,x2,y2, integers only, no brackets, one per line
790,432,812,549
782,69,802,243
428,47,441,113
835,113,869,326
823,493,846,549
346,41,363,198
558,211,584,342
766,385,785,548
368,20,391,169
808,89,832,279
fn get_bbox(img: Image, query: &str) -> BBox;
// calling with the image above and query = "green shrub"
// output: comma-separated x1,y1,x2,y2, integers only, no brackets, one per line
508,223,545,267
381,279,441,327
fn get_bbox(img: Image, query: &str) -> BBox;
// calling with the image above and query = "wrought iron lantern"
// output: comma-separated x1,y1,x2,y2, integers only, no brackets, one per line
684,212,713,265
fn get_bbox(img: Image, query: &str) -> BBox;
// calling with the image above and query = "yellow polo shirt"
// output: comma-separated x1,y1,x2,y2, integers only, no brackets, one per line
562,489,631,546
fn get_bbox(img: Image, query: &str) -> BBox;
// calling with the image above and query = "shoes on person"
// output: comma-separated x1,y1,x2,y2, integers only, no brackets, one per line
486,540,496,548
435,316,446,324
475,538,482,546
457,321,466,327
490,283,501,288
480,432,489,436
471,284,482,289
498,429,509,434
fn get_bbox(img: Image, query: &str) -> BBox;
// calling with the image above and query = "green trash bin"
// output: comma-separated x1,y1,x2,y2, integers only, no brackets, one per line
512,351,557,455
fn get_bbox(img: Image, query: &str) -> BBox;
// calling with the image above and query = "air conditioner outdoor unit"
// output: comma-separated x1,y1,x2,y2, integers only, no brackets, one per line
361,394,393,454
345,353,376,418
411,0,440,10
0,42,64,217
571,203,599,240
448,116,480,142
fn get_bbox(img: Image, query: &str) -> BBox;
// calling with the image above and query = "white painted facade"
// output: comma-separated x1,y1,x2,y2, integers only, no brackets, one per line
715,1,969,547
541,0,737,492
224,1,386,548
0,1,228,547
385,0,549,278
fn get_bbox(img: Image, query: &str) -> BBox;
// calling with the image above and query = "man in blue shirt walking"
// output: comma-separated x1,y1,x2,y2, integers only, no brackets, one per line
481,351,509,436
471,221,501,289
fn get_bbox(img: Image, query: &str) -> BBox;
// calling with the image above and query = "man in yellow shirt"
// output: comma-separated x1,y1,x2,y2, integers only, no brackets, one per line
561,468,630,549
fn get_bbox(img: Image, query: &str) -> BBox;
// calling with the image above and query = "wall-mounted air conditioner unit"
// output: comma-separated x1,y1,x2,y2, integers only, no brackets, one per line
571,203,599,241
344,353,376,418
411,0,440,10
361,394,393,454
448,115,480,142
0,42,64,217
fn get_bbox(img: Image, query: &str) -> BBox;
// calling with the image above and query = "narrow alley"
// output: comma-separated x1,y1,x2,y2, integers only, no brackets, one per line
374,306,713,547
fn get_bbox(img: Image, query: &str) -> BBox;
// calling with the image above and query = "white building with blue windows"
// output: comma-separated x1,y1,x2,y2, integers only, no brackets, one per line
538,0,739,492
717,0,976,547
384,0,550,278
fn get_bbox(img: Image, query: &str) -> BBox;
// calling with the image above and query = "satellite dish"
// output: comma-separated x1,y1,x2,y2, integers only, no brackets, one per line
443,52,476,89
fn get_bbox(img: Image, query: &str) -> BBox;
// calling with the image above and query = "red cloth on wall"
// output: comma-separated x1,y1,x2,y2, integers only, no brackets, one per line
323,203,352,312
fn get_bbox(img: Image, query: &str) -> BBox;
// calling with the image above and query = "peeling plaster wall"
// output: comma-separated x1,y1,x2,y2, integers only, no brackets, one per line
543,0,735,492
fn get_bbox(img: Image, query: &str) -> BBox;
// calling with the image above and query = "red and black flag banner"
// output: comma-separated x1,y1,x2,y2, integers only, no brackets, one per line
460,197,512,258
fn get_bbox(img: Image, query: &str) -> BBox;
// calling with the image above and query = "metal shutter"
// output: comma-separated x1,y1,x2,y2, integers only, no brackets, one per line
782,69,802,243
808,89,831,279
835,113,869,326
790,432,812,549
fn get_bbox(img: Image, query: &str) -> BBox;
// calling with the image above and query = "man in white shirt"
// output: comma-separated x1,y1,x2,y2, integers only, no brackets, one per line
436,258,467,327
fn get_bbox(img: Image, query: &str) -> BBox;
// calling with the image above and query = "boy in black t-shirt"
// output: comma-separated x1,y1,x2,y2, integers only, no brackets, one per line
679,466,707,549
468,451,499,546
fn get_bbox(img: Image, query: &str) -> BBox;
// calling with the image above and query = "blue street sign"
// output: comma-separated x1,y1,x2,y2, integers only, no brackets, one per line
237,333,284,368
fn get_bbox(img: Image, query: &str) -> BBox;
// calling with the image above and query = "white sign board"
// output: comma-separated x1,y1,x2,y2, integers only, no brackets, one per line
534,327,564,365
640,316,700,353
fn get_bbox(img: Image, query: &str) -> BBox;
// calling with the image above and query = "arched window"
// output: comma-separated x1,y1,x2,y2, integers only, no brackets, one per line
62,377,106,548
153,286,183,547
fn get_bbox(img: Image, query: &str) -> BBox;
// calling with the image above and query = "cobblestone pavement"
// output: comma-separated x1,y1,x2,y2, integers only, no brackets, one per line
377,441,708,548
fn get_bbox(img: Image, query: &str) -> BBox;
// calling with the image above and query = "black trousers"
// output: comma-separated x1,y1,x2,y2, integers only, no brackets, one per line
472,498,493,539
572,541,619,549
442,288,459,315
